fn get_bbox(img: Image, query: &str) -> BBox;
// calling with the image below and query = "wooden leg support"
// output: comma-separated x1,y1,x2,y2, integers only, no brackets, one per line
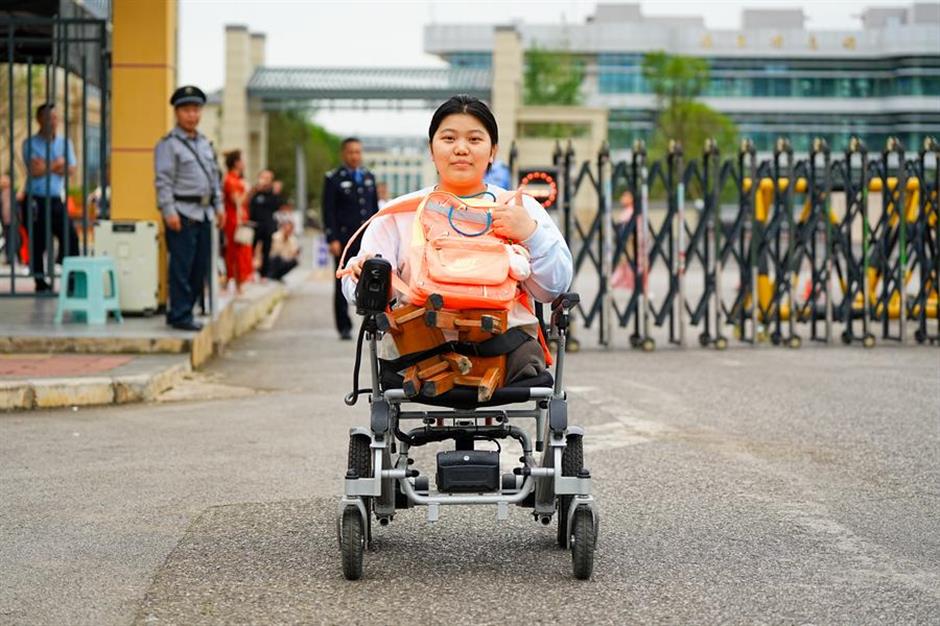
442,352,472,375
422,371,456,397
417,359,450,380
402,366,421,397
478,367,501,402
425,309,459,330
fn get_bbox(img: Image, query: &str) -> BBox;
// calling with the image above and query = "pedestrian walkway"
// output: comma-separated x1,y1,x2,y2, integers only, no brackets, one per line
0,354,134,378
0,267,307,411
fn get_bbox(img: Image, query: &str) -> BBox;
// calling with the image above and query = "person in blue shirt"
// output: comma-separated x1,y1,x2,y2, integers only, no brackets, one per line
21,103,79,292
483,158,511,189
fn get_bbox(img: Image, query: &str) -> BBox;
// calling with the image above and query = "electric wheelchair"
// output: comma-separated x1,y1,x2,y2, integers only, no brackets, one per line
337,257,598,580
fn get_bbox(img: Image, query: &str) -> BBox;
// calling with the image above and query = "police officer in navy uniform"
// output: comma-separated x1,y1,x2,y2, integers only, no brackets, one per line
154,85,224,332
322,137,378,340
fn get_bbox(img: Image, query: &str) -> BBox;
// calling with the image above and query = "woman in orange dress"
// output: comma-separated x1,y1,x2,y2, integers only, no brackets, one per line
222,150,253,293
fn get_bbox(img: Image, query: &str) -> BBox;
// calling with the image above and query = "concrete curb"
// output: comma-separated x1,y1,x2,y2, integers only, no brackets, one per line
0,336,189,354
0,359,191,411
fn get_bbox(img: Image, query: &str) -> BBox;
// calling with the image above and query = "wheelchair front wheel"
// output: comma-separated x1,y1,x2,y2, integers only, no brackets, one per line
340,506,364,580
571,506,596,580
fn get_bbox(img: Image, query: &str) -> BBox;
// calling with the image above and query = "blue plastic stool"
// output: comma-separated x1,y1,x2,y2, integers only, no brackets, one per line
54,256,124,325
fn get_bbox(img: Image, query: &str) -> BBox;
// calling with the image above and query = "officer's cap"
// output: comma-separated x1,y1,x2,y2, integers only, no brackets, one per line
170,85,207,108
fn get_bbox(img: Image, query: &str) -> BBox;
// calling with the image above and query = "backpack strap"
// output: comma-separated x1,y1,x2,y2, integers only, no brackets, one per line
379,327,532,373
518,290,554,367
336,194,423,275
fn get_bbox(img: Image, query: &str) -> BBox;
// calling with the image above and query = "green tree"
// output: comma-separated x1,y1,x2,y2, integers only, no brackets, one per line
641,52,738,161
266,110,341,215
524,47,584,106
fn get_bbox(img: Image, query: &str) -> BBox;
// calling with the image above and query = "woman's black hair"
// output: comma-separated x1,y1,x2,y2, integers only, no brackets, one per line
428,94,498,147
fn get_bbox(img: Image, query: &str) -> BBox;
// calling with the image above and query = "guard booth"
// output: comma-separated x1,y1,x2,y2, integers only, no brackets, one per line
0,0,109,297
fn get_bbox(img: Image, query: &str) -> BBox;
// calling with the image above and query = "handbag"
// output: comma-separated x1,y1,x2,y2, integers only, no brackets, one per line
234,221,255,246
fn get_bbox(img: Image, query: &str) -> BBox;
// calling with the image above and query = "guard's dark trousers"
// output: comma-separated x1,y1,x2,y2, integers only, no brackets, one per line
27,196,79,287
166,216,210,326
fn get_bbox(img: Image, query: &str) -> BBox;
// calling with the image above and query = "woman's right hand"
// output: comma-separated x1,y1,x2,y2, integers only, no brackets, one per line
338,253,374,280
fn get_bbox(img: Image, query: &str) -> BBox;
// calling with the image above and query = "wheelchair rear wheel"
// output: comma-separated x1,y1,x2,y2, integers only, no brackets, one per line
556,433,584,547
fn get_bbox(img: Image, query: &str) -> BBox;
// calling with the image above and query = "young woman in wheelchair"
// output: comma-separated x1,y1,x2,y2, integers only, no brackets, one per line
335,95,597,581
340,94,572,384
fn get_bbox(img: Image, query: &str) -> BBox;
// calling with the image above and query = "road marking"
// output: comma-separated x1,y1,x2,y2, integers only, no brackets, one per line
611,413,675,437
566,385,598,394
583,421,652,452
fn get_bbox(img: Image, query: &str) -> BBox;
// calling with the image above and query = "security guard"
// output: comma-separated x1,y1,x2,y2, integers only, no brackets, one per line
154,85,224,332
323,137,378,340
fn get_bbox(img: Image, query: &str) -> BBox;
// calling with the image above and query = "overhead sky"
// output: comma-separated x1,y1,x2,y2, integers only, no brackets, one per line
179,0,920,136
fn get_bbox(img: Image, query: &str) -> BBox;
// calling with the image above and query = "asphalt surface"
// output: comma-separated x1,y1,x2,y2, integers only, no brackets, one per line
1,275,938,625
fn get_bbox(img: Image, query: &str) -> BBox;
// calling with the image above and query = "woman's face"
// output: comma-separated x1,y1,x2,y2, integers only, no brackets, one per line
429,113,497,189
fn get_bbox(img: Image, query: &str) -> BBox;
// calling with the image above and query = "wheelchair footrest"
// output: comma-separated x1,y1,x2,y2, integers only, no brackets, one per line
436,450,499,493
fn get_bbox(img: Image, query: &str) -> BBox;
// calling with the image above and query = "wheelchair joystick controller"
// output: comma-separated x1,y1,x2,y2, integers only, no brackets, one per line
355,255,392,317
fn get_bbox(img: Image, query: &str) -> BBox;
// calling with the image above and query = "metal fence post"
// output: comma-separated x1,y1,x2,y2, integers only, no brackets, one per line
670,140,686,347
598,141,611,348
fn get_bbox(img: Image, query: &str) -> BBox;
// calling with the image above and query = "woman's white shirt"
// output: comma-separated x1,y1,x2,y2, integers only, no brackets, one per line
340,184,572,356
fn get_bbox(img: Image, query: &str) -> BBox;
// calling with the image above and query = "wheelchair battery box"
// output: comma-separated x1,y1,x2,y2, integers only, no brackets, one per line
436,450,500,493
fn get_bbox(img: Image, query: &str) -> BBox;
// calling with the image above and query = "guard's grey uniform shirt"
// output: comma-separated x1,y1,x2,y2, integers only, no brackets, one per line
153,126,222,221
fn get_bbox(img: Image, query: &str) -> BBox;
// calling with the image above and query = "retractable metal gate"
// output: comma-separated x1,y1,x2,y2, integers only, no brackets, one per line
551,135,939,349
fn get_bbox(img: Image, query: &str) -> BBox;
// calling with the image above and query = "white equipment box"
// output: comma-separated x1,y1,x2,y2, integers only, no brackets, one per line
93,220,159,315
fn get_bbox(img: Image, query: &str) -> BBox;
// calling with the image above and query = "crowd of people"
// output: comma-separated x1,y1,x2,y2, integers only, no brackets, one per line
220,151,300,295
153,85,302,330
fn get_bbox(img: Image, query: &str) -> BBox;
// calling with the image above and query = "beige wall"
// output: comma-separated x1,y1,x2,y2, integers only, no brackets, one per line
222,27,267,179
222,26,250,174
201,102,222,150
491,26,523,163
111,0,177,223
110,0,178,301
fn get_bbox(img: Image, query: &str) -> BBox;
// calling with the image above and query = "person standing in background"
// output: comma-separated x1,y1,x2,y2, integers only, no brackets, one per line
22,103,79,292
322,137,378,340
248,169,281,280
153,85,224,331
222,150,253,294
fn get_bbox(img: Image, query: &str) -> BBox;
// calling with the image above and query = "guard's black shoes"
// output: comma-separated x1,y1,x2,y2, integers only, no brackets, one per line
34,279,52,293
340,329,353,340
169,320,204,332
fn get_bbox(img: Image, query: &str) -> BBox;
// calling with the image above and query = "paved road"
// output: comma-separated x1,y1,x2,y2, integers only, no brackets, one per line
1,275,938,625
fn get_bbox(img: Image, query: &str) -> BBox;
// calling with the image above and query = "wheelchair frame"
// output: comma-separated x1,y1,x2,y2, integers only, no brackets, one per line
337,292,599,580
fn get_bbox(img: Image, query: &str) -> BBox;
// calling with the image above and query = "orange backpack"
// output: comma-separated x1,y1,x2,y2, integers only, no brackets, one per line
338,190,523,311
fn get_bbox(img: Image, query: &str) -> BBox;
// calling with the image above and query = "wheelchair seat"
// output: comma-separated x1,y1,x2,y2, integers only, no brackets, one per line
380,367,554,409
